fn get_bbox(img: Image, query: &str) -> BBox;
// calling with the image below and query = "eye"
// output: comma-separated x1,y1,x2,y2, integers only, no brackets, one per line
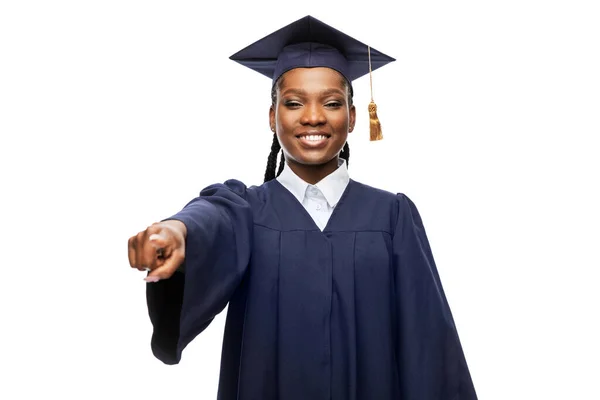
325,101,343,108
284,100,302,108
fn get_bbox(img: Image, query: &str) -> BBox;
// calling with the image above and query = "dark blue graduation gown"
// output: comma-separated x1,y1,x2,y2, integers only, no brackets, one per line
146,178,477,399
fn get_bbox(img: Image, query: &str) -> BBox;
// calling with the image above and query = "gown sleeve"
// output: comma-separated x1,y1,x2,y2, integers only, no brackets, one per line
146,179,253,365
393,193,478,399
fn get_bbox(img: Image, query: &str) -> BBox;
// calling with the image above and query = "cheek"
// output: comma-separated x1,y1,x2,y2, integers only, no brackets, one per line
331,113,350,131
275,109,294,129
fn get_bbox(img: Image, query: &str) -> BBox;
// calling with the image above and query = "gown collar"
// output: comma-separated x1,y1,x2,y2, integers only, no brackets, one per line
276,158,350,208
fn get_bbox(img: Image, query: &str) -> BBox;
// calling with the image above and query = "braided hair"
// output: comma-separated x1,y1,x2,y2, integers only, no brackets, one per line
264,76,353,183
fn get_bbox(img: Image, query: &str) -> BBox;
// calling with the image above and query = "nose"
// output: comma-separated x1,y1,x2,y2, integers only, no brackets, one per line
300,102,326,126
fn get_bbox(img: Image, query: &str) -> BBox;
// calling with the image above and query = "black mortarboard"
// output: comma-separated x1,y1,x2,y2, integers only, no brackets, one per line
229,15,396,141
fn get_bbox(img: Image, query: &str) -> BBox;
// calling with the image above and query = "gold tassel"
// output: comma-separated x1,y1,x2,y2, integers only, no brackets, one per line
368,101,383,141
367,46,383,141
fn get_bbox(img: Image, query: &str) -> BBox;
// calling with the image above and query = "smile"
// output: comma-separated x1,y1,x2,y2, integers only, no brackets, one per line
302,135,328,142
296,134,331,148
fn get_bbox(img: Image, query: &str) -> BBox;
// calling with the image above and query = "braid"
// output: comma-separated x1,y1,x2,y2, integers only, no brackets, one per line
340,142,350,166
264,133,281,183
277,150,286,177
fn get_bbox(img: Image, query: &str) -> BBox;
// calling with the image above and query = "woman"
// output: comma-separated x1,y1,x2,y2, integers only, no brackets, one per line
128,15,477,400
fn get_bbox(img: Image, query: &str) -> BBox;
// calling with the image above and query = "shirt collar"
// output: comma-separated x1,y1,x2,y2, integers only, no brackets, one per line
276,158,350,207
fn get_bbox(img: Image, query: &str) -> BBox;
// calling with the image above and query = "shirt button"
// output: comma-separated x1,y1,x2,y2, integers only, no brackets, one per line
316,204,322,210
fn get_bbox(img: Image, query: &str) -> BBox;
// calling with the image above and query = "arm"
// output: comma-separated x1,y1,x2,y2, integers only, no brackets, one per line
147,180,253,364
393,194,477,399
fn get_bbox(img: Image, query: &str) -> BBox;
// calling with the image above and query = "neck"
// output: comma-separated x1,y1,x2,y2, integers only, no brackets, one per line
287,157,340,185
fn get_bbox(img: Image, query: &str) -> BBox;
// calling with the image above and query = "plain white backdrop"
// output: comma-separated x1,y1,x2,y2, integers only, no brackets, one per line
1,1,599,399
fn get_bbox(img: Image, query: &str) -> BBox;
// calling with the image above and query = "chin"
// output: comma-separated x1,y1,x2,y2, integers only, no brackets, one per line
289,153,338,166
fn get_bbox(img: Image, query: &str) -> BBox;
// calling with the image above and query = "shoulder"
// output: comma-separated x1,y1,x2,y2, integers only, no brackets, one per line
351,179,416,202
349,179,409,206
210,179,275,206
198,178,283,206
198,179,249,198
351,180,396,197
349,180,421,231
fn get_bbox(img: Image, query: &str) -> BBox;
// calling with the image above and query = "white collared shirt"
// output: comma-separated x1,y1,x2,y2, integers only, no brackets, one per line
276,159,350,231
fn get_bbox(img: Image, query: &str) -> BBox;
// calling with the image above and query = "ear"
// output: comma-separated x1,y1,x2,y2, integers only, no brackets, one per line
269,105,275,133
348,104,356,132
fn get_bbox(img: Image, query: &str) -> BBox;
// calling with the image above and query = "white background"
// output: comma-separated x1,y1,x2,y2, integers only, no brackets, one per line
1,1,599,399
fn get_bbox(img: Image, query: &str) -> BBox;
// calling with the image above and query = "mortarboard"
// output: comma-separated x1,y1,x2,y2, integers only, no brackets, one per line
229,15,396,141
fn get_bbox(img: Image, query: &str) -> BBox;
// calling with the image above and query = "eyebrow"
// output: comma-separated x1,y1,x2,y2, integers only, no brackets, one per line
280,88,346,97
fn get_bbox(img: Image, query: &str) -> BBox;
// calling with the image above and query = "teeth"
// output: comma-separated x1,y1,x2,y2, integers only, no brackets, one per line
302,135,327,141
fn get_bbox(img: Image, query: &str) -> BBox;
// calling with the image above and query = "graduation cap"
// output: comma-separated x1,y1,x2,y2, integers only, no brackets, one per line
229,15,396,141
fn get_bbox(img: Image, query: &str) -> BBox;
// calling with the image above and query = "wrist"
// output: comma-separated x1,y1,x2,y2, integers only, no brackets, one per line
161,219,187,239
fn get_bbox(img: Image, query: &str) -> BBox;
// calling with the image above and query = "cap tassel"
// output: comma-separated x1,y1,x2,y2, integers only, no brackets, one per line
367,46,383,141
368,101,383,141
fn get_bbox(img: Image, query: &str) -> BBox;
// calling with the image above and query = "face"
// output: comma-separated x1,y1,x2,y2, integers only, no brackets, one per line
269,67,356,167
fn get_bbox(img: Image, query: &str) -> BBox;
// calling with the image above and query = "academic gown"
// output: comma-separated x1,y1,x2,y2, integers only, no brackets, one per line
146,178,478,400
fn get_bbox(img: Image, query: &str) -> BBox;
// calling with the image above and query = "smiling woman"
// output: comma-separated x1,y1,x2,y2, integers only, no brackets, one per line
269,67,355,184
127,15,478,400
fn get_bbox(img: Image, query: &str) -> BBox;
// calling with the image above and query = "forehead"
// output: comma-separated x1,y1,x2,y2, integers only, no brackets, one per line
279,67,346,90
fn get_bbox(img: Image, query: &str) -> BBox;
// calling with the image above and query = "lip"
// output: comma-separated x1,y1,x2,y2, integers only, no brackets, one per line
295,131,331,149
